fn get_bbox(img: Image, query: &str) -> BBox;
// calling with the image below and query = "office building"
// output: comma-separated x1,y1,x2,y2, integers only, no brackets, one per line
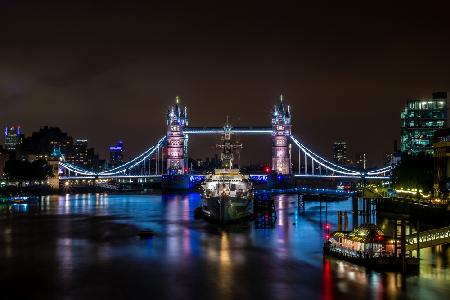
355,153,367,170
4,125,23,150
383,152,393,166
64,139,98,168
433,128,450,197
109,140,124,168
401,92,447,155
0,146,7,178
333,141,347,163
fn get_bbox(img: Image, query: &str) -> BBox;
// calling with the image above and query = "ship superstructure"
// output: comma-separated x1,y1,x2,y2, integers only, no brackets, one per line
201,122,253,224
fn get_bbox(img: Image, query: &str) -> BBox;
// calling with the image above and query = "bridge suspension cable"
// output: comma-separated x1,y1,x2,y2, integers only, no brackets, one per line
59,136,167,177
289,135,362,176
58,129,392,180
289,135,392,177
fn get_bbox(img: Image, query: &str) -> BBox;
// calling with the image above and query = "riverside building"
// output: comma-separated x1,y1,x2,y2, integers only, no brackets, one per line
401,92,447,155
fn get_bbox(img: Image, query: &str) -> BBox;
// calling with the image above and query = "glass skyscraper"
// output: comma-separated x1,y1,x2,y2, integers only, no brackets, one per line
400,92,447,155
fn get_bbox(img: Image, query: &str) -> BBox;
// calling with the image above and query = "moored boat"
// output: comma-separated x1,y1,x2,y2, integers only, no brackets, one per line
324,224,419,271
201,122,253,224
0,195,39,205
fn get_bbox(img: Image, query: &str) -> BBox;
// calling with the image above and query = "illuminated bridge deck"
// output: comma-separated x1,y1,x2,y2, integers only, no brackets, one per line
184,126,272,134
405,226,450,251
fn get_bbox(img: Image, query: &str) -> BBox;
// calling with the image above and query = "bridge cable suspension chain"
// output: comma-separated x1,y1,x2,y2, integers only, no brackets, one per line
289,135,361,176
59,136,167,177
289,135,392,177
99,136,166,176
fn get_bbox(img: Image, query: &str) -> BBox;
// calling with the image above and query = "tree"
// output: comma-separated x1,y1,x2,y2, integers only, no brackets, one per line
4,159,53,187
392,153,434,193
29,160,53,182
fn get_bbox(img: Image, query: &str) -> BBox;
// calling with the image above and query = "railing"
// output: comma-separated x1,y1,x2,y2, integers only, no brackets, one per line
58,127,392,180
184,126,272,134
405,226,450,251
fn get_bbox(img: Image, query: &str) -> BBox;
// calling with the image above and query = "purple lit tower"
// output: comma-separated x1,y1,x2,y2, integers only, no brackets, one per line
271,95,292,174
166,96,188,175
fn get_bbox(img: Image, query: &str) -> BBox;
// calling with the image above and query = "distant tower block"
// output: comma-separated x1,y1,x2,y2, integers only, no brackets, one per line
271,95,292,174
166,96,188,175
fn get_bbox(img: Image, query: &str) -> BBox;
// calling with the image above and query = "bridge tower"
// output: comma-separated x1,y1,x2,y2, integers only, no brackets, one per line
166,96,188,175
271,95,292,174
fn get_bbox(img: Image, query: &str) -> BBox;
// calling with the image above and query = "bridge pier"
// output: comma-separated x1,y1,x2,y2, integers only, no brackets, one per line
297,194,305,213
394,219,407,272
337,211,349,231
416,221,420,259
352,196,358,227
254,194,277,228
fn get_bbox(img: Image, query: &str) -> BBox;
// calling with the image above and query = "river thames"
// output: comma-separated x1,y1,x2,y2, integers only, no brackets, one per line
0,193,448,299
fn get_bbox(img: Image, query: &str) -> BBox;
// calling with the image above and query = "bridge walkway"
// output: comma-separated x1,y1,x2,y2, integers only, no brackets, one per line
405,226,450,251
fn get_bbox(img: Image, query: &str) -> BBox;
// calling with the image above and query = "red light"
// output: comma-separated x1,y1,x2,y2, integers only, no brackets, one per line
325,224,330,230
184,167,189,173
264,166,270,173
325,234,330,239
377,235,383,241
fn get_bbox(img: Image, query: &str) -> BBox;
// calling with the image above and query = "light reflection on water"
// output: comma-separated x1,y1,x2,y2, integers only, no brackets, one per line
0,193,449,299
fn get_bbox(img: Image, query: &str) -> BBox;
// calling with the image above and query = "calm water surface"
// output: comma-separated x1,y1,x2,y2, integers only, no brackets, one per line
0,193,448,299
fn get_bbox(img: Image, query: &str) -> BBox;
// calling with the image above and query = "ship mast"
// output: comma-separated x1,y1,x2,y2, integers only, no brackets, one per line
216,118,242,169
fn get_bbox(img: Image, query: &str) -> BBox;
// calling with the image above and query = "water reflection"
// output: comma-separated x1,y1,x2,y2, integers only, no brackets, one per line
218,233,233,300
0,193,448,299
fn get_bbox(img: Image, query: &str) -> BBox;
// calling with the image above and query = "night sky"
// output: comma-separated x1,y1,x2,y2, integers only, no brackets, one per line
1,1,450,166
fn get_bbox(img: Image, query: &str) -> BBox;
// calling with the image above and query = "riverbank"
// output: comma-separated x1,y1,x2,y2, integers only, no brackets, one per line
377,197,449,226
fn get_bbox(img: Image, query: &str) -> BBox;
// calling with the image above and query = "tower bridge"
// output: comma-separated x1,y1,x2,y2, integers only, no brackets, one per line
59,96,392,189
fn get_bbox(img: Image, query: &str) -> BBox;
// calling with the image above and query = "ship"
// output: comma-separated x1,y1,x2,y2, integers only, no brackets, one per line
201,121,253,224
323,224,419,271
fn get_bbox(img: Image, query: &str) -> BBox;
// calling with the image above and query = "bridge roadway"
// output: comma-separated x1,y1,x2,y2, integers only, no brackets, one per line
60,174,356,197
405,226,450,251
59,174,389,181
184,126,272,134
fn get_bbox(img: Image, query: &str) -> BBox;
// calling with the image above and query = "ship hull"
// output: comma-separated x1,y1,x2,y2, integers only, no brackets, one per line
202,196,253,224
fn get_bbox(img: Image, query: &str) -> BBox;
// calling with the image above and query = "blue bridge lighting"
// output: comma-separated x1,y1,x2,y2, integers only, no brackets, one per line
58,99,392,182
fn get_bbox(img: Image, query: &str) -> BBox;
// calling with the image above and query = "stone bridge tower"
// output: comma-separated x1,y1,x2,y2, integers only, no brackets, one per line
166,96,188,175
271,95,292,174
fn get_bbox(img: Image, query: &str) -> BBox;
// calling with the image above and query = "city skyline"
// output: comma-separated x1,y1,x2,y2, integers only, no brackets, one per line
1,2,450,165
2,3,450,299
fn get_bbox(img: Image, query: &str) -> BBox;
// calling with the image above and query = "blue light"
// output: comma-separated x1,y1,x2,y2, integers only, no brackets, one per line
189,175,206,183
58,127,391,181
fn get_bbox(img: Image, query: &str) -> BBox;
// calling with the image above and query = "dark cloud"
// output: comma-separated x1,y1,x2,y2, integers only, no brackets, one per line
1,1,450,165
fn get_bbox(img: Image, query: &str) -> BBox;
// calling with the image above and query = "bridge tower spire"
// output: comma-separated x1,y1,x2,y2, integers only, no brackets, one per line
271,94,291,174
166,96,188,175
